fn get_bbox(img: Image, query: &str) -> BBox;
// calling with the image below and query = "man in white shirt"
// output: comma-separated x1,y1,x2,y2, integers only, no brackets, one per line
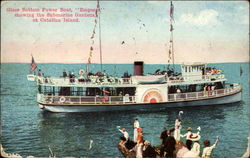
202,136,219,158
181,127,193,140
118,128,129,141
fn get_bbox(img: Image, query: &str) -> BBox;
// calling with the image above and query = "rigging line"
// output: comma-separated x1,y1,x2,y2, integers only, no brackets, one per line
171,24,175,72
170,1,175,73
98,0,103,73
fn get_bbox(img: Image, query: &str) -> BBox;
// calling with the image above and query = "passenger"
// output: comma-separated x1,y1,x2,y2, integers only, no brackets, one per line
133,118,140,142
181,127,193,140
191,138,201,156
119,91,123,96
202,136,219,158
176,88,181,99
186,140,193,150
119,136,127,148
38,69,42,76
160,128,175,157
207,86,211,96
119,91,123,101
135,141,143,158
174,118,182,142
136,128,144,158
176,141,201,158
165,136,176,158
181,127,193,150
176,141,189,157
101,94,108,103
118,128,129,141
160,127,168,145
63,70,67,77
69,71,75,83
136,128,143,144
211,86,215,95
203,85,207,96
142,141,156,158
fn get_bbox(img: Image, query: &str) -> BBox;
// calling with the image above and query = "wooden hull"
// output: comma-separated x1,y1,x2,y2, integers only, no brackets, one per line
38,91,241,113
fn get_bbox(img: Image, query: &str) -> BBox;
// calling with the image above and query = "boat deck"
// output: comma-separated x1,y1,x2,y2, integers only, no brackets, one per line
37,85,241,106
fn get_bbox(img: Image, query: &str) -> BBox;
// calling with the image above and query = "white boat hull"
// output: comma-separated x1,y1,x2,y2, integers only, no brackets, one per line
38,91,241,113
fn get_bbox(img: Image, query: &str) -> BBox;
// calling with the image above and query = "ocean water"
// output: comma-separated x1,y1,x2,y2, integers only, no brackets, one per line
0,62,249,158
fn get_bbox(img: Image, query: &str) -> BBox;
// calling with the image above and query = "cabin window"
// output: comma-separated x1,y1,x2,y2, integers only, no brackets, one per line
59,87,71,96
38,85,41,93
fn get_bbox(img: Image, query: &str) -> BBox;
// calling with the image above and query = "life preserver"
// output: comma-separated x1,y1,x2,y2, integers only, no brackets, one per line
59,96,66,103
49,97,53,104
79,69,85,75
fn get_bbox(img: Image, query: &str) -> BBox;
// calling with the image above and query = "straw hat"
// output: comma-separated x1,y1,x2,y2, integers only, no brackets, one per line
187,127,192,131
189,133,201,141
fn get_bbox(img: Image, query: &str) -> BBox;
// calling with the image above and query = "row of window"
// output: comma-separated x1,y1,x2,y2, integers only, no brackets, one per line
38,86,136,96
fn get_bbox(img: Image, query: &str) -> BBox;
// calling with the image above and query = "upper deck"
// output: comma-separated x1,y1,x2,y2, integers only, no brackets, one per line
35,73,226,88
36,76,135,87
32,63,226,87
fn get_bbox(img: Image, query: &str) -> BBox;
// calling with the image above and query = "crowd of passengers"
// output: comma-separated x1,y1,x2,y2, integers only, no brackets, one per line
118,113,219,158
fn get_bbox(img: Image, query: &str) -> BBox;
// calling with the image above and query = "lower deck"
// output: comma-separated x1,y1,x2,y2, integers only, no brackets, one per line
37,86,242,112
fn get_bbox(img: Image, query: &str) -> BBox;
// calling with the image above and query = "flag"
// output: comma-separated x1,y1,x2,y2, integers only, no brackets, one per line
30,55,37,72
170,1,174,20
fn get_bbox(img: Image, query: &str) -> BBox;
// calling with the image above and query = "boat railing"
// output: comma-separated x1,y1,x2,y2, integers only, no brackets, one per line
36,76,133,86
37,94,136,105
166,74,225,83
168,85,241,102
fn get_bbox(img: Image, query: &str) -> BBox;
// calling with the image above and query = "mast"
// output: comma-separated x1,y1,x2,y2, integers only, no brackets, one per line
97,0,103,72
168,1,175,73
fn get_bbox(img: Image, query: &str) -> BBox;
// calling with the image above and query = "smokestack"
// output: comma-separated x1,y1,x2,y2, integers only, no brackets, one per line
134,61,144,76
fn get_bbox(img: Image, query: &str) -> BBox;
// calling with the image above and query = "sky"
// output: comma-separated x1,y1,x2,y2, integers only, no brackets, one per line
1,1,249,64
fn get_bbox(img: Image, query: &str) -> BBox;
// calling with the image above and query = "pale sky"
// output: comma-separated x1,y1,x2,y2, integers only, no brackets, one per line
1,1,249,64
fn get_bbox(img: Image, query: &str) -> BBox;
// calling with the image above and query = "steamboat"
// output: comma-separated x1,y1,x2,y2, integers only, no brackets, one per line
27,1,241,113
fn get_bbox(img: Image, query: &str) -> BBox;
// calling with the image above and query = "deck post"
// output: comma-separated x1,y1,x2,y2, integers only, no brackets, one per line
95,97,96,104
109,96,111,104
79,96,81,104
174,94,176,101
196,92,198,99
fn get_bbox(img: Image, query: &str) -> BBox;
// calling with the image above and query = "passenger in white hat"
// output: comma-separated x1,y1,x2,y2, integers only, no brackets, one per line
190,133,201,156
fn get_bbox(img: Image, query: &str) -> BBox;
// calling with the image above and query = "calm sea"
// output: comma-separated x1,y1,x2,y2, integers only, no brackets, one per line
1,62,249,157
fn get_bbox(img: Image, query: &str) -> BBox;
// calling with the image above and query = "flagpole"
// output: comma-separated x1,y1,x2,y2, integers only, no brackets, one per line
170,1,175,73
98,0,103,73
171,25,175,72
